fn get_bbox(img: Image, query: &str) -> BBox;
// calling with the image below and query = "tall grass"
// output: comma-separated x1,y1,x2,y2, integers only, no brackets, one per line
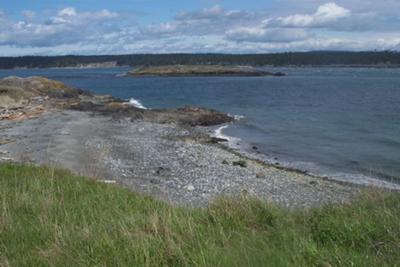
0,163,399,266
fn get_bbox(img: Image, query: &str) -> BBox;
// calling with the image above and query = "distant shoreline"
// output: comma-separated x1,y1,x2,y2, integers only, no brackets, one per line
3,64,400,71
1,51,400,69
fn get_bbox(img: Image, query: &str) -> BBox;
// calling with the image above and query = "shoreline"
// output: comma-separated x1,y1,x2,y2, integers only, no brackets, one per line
1,75,398,208
3,75,397,208
0,64,400,71
0,107,360,208
211,122,400,191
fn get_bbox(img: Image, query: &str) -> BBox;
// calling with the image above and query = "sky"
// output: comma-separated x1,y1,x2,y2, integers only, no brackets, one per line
0,0,400,56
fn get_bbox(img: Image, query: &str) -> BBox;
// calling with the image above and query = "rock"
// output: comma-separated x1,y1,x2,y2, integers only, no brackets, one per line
0,76,80,99
0,139,14,145
273,72,287,77
233,160,247,168
252,146,258,150
186,184,195,191
222,160,229,165
129,65,287,77
143,106,234,126
156,167,171,176
0,157,13,161
180,133,228,144
309,181,318,186
150,178,160,184
256,173,265,179
210,137,228,143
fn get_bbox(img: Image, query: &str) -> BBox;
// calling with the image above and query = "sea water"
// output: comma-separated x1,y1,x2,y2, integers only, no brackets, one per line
1,66,400,188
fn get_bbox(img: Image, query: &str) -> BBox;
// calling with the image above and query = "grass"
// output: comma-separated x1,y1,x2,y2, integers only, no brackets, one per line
0,163,399,267
0,86,29,109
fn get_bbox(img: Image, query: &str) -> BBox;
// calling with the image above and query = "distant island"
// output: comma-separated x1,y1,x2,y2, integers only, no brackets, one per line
129,65,286,77
1,51,400,69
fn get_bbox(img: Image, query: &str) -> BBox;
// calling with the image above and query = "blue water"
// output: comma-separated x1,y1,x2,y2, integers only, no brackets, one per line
1,67,400,188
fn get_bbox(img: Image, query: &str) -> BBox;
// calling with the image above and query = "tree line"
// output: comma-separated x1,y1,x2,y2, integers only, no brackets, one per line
1,51,400,69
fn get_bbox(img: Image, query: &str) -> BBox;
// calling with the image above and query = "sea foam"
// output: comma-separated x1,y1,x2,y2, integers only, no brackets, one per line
214,124,241,147
128,98,147,109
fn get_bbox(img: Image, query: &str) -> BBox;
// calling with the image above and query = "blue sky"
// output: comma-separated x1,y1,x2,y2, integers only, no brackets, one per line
0,0,399,55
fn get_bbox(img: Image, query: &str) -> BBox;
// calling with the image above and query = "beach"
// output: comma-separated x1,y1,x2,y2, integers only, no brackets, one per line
0,106,358,208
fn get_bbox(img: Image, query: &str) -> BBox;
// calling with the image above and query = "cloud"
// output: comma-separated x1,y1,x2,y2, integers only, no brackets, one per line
135,4,258,40
50,8,117,25
22,10,36,20
175,5,224,20
226,27,312,43
0,2,399,55
58,7,77,17
271,2,351,28
0,7,119,47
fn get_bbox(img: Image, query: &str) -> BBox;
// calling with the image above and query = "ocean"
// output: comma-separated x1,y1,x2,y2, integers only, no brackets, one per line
1,66,400,189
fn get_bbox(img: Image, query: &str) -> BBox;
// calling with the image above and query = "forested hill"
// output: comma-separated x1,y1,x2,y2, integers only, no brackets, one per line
1,51,400,69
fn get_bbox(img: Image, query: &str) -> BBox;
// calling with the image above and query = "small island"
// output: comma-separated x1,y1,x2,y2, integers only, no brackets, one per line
129,65,286,77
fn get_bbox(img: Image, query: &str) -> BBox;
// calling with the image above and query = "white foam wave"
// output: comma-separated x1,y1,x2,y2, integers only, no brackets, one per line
228,113,245,121
234,114,245,120
128,98,147,109
214,124,241,147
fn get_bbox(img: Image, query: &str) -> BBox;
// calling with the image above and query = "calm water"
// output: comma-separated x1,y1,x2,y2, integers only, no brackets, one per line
1,67,400,188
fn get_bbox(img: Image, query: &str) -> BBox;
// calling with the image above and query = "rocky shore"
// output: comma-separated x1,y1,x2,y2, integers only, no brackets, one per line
0,76,358,208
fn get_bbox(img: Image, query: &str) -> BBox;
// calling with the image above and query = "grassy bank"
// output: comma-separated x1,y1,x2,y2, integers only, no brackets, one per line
0,163,399,266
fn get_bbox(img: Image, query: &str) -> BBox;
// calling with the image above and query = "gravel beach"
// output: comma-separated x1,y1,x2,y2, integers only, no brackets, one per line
0,109,358,208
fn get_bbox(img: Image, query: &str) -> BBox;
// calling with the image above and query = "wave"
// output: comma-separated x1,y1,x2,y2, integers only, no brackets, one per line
228,113,246,121
214,124,241,147
234,114,245,121
127,98,147,109
213,124,400,191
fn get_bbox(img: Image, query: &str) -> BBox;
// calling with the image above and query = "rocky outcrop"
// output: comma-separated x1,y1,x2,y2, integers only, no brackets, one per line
0,76,86,121
71,102,233,126
0,76,233,126
129,65,286,77
0,76,81,98
145,106,233,126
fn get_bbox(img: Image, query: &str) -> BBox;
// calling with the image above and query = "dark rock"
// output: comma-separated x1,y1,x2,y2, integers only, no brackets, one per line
210,137,228,143
233,160,247,168
256,173,265,179
252,146,258,150
273,72,287,77
147,106,233,127
156,167,171,176
222,160,229,165
150,178,160,184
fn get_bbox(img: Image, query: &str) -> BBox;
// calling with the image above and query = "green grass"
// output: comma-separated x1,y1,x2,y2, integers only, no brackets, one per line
0,163,399,267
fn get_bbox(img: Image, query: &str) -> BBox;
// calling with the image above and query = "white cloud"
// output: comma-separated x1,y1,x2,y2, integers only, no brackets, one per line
0,3,399,55
0,7,119,47
273,2,351,27
58,7,77,17
226,27,312,43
